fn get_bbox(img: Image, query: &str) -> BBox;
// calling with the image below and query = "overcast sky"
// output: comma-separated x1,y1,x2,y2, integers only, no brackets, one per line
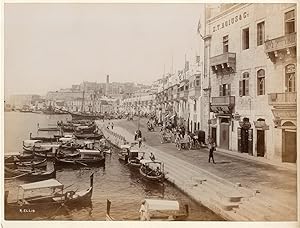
4,3,203,96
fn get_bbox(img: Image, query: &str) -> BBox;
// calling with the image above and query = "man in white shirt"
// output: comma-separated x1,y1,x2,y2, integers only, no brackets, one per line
139,200,149,221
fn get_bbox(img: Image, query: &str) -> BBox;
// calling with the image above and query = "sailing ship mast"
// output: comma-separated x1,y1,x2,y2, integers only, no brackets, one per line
81,86,85,113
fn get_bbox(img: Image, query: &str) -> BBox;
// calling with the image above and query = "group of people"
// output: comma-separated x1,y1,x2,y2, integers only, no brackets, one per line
138,120,217,163
106,122,114,130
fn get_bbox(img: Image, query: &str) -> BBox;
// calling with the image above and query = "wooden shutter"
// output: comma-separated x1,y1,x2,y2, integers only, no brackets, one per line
237,127,241,152
227,84,231,96
245,79,249,96
239,81,242,96
219,85,223,96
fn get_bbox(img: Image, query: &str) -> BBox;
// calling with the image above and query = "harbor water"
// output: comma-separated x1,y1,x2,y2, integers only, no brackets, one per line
4,112,222,221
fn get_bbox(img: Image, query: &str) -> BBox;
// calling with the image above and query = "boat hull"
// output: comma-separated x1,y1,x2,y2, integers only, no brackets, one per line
5,175,94,220
5,192,92,220
139,169,165,182
54,157,105,168
23,146,52,153
74,133,103,140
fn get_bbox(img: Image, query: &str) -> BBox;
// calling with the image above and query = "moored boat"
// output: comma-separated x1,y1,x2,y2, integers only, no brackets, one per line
69,111,103,121
106,199,189,221
23,140,55,153
127,150,145,168
37,126,60,132
29,133,60,143
5,173,94,219
74,132,103,140
54,149,105,168
118,144,131,162
75,123,97,134
139,160,165,182
5,166,56,182
6,158,48,169
5,153,34,163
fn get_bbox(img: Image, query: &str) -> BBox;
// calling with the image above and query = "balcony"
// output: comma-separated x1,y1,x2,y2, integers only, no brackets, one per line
268,92,297,106
210,96,235,114
179,90,189,100
268,92,297,127
173,92,180,101
210,52,236,75
189,86,201,100
265,33,296,64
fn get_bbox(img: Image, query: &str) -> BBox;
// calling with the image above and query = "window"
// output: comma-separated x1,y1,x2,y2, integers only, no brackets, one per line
257,69,265,95
194,101,197,112
223,35,229,53
242,28,250,50
257,21,265,46
285,64,296,92
239,72,250,96
219,84,231,96
285,10,295,34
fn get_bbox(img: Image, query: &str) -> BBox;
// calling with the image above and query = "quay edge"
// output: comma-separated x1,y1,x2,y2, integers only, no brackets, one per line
99,122,296,221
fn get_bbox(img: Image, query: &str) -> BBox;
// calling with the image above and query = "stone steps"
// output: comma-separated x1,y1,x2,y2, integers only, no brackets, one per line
235,199,276,221
236,195,296,221
100,124,296,221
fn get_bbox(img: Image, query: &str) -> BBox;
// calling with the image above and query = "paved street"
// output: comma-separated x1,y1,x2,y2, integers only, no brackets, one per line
114,117,296,208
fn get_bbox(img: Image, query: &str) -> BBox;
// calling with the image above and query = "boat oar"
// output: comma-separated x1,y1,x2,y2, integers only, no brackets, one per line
4,172,30,180
75,161,88,166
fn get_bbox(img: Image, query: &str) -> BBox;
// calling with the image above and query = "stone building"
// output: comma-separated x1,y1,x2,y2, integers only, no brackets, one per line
203,3,296,162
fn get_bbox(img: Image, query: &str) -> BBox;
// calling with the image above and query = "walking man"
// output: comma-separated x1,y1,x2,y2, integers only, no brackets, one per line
208,138,216,164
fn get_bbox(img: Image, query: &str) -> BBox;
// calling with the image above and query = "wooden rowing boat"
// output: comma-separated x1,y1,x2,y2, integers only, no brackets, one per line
139,160,165,182
5,173,94,220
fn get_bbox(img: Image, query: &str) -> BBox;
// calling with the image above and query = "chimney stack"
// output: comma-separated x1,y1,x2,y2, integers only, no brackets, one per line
106,75,109,96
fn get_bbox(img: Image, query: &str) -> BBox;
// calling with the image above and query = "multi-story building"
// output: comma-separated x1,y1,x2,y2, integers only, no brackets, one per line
8,94,42,109
202,3,296,162
121,91,156,116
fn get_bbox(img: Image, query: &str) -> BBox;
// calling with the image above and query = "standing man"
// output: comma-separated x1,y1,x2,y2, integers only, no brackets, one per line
150,152,156,161
208,138,216,164
139,200,149,221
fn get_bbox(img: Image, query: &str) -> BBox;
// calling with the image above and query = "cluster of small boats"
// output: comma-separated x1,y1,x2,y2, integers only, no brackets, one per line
5,117,190,221
4,119,112,219
118,143,165,183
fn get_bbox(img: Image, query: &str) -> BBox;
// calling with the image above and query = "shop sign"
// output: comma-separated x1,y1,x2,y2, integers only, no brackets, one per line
212,11,249,33
233,113,241,121
254,120,269,130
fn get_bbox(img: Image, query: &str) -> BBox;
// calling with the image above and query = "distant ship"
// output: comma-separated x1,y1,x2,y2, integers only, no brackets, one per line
42,105,69,115
66,110,104,120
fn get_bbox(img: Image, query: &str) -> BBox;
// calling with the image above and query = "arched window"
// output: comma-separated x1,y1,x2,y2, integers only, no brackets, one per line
239,72,249,96
257,69,265,95
285,64,296,92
